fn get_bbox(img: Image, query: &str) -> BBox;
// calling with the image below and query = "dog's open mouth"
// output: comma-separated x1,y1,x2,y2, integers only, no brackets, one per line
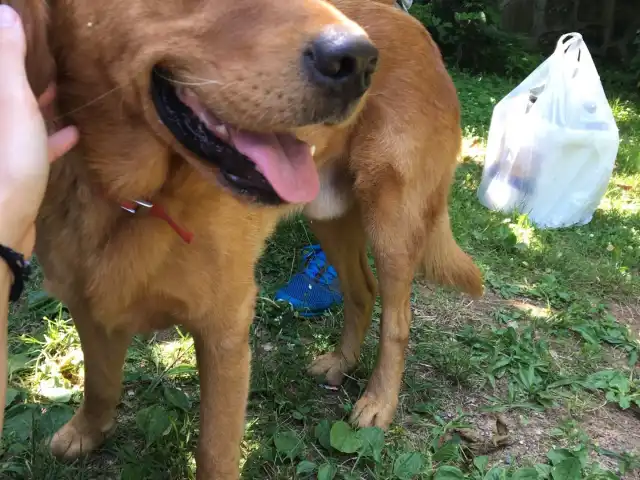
150,67,319,205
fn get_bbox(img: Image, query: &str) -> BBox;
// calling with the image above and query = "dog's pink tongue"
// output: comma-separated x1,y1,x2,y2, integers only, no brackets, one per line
228,129,319,204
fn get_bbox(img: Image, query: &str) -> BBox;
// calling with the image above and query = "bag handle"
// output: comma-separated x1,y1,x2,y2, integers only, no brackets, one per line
553,32,584,80
555,32,583,54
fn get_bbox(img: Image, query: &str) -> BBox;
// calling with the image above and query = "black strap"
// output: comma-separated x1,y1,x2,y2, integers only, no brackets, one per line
0,244,31,302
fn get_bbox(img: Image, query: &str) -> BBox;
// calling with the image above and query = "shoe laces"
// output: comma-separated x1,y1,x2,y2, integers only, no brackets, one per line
301,245,338,286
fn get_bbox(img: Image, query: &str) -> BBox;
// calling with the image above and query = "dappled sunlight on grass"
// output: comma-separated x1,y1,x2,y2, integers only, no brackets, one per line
147,335,195,373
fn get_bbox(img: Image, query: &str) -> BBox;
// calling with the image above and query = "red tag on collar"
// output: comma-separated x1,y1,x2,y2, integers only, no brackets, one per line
120,200,194,244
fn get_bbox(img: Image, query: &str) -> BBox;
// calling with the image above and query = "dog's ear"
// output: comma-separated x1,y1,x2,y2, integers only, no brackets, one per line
3,0,55,97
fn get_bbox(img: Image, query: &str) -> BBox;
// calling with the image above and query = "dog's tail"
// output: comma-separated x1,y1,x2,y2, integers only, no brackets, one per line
417,212,484,298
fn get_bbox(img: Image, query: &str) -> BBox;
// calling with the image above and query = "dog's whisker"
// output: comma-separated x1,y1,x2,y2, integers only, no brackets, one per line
54,84,126,121
174,74,224,86
158,71,223,87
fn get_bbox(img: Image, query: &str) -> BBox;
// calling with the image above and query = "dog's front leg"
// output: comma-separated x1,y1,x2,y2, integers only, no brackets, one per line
192,286,256,480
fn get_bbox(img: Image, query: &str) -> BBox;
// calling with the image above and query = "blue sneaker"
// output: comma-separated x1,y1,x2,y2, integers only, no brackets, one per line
274,244,343,317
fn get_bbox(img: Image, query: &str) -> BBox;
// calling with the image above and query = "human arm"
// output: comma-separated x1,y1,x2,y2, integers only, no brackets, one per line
0,4,78,436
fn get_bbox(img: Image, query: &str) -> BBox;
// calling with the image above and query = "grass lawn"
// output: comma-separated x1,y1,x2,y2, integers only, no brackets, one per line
2,69,639,479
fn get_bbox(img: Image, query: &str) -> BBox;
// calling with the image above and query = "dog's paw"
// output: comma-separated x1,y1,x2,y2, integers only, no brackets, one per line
307,352,351,386
350,391,398,429
49,411,115,459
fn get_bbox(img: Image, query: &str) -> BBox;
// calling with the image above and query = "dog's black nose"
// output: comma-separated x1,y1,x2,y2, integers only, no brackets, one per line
304,26,379,100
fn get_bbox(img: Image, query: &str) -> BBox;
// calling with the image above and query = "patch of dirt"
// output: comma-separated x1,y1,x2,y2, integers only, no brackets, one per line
408,289,640,475
583,404,640,455
610,299,640,344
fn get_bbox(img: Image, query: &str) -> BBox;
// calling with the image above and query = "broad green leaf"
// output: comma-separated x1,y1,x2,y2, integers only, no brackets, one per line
40,404,74,436
329,421,361,454
484,466,507,480
618,395,631,409
511,467,540,480
7,354,32,377
491,358,511,371
393,452,423,479
534,463,552,478
136,405,171,445
605,390,619,404
570,326,599,344
584,370,618,389
163,386,191,411
273,430,302,460
433,441,459,462
317,462,337,480
295,460,316,475
551,458,581,480
5,388,19,407
571,445,588,468
473,455,489,472
434,465,465,479
356,426,385,463
609,375,630,394
2,406,40,442
546,448,574,466
314,419,331,450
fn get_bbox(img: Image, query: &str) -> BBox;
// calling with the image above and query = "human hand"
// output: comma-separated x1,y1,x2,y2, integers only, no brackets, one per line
0,5,78,258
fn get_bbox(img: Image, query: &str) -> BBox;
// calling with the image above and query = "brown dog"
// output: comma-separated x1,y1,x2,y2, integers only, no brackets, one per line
13,0,483,477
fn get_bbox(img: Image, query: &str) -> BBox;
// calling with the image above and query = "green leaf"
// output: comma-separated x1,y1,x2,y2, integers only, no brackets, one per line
551,458,581,480
393,452,423,479
584,370,618,390
5,388,19,407
433,441,459,462
547,448,574,466
618,395,631,409
164,365,197,377
609,375,630,394
511,467,540,480
491,357,511,371
295,460,316,475
605,390,619,403
329,421,362,454
163,386,191,412
40,405,74,436
473,455,489,472
136,405,171,445
410,402,437,414
273,430,302,460
484,467,507,480
534,464,552,479
518,365,536,389
314,419,331,450
628,349,638,369
317,462,337,480
2,406,40,442
356,426,385,463
7,354,32,377
434,465,465,479
570,326,599,344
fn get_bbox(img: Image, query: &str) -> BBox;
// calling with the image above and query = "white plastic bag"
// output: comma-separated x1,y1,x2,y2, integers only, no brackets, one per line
477,33,620,229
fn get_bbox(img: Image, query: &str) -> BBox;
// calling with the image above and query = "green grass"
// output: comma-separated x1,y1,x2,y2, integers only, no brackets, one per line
2,70,639,479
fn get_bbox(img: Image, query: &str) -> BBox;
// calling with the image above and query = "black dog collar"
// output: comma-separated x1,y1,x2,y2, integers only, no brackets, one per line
0,244,31,302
